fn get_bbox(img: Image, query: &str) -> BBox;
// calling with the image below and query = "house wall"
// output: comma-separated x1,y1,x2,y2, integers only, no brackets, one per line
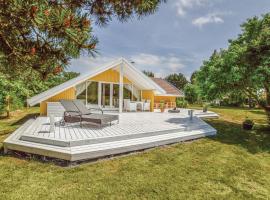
154,96,177,109
39,69,158,115
154,96,176,103
40,87,76,115
89,69,131,84
142,90,155,112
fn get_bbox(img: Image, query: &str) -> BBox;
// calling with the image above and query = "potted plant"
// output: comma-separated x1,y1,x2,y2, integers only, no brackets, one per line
242,118,254,130
203,103,209,112
160,100,165,112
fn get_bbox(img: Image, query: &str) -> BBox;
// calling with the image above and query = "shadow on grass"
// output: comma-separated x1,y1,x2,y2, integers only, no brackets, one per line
11,113,39,126
0,113,39,136
205,119,270,154
249,110,267,116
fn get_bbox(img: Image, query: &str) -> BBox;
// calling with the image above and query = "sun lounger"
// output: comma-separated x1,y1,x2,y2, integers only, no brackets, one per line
60,99,119,127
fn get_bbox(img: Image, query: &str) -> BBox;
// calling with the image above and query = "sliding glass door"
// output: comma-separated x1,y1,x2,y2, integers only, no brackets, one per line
76,81,136,109
87,82,98,105
76,81,98,105
101,83,110,107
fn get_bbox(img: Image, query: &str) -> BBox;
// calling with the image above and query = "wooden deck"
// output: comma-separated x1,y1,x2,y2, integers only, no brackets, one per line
4,110,217,162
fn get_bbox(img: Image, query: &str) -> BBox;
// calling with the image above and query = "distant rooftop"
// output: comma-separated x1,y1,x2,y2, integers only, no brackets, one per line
151,78,183,96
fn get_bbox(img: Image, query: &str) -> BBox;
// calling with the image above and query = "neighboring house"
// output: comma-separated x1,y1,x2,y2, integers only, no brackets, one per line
27,58,184,115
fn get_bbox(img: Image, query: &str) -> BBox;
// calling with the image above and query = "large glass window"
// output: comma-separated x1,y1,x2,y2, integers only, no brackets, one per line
76,81,137,107
87,82,98,104
76,81,98,105
76,82,87,104
113,84,119,107
101,83,110,107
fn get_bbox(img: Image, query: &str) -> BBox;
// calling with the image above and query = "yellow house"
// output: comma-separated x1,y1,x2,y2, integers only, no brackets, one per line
27,58,184,116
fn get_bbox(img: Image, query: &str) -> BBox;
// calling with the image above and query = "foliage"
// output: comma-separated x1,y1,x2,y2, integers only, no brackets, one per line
176,97,188,108
142,70,155,77
184,83,198,104
0,73,30,116
203,103,209,111
165,73,188,90
196,14,270,124
0,0,165,79
243,118,254,126
220,91,246,107
190,71,198,84
0,71,79,116
159,100,164,108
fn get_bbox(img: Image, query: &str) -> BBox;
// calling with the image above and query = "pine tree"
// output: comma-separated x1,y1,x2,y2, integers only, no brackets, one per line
0,0,165,79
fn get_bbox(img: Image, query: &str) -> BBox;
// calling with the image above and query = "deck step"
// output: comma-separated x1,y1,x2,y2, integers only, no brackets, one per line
4,112,218,162
19,124,211,147
8,126,216,162
70,127,217,161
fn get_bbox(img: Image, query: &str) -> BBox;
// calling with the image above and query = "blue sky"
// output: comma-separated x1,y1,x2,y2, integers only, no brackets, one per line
70,0,270,80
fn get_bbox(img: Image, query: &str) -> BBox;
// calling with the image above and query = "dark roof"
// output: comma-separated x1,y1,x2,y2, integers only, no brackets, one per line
151,78,183,96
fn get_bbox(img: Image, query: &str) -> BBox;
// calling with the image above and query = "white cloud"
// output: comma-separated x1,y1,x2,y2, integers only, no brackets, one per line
175,0,209,17
69,56,117,73
130,53,185,78
192,13,224,28
70,54,186,78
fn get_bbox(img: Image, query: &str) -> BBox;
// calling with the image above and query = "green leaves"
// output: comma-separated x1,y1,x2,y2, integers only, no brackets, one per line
196,13,270,123
165,73,188,90
0,0,164,79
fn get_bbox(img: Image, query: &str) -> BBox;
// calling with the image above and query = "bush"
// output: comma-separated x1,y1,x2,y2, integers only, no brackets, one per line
220,92,246,107
0,73,30,116
243,118,254,125
184,84,198,104
176,98,188,108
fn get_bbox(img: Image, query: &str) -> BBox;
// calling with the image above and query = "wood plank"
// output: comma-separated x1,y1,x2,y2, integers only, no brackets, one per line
4,111,217,161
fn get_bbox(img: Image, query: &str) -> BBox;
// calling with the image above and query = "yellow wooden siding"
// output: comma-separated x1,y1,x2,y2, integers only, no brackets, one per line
142,90,155,112
90,69,131,84
40,87,76,115
154,96,177,109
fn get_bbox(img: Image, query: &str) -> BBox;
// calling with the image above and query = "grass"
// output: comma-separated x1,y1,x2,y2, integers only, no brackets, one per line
0,106,270,199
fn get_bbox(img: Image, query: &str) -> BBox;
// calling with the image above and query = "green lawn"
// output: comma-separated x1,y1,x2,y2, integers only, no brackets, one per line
0,107,270,199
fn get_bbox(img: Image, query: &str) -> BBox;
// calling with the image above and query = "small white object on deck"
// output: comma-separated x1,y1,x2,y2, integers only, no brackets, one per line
188,110,194,120
49,115,55,133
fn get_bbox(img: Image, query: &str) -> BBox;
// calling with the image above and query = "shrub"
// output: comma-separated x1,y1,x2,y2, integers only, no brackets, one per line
184,84,198,104
176,98,188,108
243,118,254,126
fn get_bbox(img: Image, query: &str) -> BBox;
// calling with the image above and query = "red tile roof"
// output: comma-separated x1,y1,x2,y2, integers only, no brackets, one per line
151,78,183,96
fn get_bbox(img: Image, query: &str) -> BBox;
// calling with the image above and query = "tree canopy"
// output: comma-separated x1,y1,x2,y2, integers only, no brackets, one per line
196,13,270,123
0,0,165,116
142,70,155,77
0,0,165,79
184,83,198,104
165,73,188,90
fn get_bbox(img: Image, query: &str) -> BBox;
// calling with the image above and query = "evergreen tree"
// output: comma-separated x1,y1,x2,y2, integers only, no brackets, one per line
0,0,165,80
165,73,188,90
142,70,155,77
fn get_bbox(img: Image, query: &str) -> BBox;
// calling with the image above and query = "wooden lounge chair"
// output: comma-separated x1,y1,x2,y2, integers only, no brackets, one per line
60,99,119,127
60,99,81,124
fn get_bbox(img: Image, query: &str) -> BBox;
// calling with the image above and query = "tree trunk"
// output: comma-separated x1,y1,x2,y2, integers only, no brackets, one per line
263,105,270,125
264,89,270,125
6,95,10,118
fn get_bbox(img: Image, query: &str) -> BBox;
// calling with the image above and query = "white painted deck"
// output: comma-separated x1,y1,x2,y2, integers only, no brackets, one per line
4,110,217,162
